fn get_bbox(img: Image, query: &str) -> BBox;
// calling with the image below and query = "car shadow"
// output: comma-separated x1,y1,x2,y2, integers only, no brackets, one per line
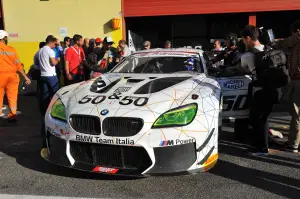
219,141,300,169
211,136,300,198
210,159,300,199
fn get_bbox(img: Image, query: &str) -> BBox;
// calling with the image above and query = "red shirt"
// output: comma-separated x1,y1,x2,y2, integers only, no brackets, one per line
65,46,85,74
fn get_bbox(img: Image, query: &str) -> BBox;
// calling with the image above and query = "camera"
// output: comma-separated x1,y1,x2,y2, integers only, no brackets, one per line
258,27,275,45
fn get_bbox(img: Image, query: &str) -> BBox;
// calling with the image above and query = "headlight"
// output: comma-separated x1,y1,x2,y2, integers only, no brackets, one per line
50,99,67,122
152,103,197,128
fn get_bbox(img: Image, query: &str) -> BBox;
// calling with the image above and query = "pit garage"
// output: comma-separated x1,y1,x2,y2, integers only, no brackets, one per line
122,0,300,50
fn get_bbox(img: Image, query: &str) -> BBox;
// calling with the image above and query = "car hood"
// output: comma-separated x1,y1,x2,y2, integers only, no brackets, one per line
57,73,206,121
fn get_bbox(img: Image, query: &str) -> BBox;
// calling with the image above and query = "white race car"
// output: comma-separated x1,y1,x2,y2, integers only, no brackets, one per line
43,49,251,176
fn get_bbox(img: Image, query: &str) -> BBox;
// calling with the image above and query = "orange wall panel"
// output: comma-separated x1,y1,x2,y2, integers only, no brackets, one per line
249,13,256,26
124,0,300,17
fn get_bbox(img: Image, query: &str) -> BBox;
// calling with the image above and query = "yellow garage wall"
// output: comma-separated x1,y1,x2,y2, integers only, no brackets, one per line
8,42,40,72
2,0,123,72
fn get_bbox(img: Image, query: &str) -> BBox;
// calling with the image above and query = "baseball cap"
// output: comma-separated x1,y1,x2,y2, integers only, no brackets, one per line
103,36,114,44
95,38,102,43
0,30,9,39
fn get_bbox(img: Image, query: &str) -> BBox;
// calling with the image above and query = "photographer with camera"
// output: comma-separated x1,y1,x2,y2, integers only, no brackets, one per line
273,20,300,153
213,33,243,68
239,25,289,156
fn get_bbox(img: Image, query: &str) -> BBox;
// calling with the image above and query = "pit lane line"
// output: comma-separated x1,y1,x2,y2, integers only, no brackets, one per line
0,195,108,199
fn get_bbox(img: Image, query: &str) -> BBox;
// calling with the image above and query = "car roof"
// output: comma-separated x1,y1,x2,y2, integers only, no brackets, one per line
132,48,204,55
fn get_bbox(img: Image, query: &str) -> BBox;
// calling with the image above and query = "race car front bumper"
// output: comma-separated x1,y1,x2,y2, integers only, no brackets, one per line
43,132,198,176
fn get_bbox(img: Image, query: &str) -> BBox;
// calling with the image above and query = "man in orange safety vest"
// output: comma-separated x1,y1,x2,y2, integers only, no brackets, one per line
0,30,31,122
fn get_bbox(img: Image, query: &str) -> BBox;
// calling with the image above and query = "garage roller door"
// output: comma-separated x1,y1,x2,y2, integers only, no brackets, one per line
123,0,300,17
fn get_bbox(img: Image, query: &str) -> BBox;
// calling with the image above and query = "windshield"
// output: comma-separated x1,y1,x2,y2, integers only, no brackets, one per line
110,54,203,74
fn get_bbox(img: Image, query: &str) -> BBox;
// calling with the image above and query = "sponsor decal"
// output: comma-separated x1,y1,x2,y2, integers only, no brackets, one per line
160,140,174,146
76,135,134,145
91,80,106,92
114,87,131,93
159,139,196,146
115,138,134,145
93,166,119,174
223,80,245,89
78,94,149,107
100,109,109,116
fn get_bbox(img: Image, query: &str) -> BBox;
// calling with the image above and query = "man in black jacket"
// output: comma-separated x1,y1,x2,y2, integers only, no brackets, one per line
213,33,243,67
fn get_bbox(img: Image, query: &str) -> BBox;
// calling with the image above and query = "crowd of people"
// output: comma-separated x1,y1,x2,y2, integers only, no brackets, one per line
32,35,131,88
30,37,172,90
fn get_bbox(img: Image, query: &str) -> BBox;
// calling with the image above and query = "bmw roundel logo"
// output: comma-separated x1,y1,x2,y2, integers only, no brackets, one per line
101,109,109,116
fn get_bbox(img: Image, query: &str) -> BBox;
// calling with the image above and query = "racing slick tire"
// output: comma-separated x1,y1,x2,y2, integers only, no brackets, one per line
234,119,249,141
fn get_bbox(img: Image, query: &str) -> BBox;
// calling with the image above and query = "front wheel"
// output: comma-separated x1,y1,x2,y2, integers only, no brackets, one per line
234,119,249,141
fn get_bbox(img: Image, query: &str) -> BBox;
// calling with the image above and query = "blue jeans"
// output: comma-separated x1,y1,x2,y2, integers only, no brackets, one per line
39,76,59,116
39,76,59,148
55,65,61,86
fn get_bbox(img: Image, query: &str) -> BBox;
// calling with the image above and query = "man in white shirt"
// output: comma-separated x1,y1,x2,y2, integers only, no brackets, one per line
239,25,279,156
38,35,60,148
31,42,46,93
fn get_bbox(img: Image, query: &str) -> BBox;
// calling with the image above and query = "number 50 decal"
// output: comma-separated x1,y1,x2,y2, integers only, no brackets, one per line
222,95,249,111
79,95,149,107
119,96,149,106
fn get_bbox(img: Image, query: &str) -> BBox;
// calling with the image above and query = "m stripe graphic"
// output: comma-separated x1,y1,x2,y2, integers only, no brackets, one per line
159,140,174,146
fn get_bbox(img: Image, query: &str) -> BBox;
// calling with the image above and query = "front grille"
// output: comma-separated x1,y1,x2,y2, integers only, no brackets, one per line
102,117,144,137
70,141,152,172
69,115,101,135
